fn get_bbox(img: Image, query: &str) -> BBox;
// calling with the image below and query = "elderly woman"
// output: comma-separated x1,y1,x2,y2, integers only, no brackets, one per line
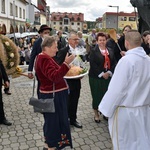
35,36,75,150
89,32,116,123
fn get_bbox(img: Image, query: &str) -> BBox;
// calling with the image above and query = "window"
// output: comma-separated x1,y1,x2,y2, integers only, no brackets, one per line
71,17,74,21
59,27,62,30
64,18,69,25
60,22,62,25
23,9,25,19
53,16,56,20
10,3,13,16
53,22,56,25
121,17,127,21
15,5,18,17
129,17,136,21
72,22,74,25
77,22,80,26
1,0,5,13
59,17,62,21
19,7,22,18
77,17,80,21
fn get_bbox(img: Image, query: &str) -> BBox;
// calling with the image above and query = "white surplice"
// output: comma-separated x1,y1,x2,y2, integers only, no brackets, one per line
98,47,150,150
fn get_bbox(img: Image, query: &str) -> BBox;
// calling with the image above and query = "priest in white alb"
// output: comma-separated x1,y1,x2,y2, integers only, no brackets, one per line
98,30,150,150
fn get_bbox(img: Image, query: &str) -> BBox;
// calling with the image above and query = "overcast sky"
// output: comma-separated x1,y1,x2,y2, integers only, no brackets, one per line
47,0,135,21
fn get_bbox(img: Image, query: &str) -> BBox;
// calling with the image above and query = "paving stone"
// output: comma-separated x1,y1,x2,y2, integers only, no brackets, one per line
0,68,112,150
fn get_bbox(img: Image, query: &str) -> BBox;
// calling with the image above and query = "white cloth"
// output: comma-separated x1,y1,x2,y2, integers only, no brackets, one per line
98,47,150,150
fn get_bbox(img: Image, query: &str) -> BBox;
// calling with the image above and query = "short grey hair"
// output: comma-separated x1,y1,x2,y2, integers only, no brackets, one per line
41,36,56,49
67,32,77,39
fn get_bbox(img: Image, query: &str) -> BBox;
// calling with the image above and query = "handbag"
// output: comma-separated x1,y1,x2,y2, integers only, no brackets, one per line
29,77,55,113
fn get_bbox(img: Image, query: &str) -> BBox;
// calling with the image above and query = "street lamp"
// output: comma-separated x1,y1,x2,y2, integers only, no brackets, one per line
108,5,119,32
13,0,16,42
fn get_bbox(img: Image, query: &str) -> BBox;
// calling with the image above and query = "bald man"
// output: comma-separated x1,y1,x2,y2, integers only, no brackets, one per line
99,30,150,150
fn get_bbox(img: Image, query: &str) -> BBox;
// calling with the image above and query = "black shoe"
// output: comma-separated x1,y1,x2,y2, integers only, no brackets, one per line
0,119,12,126
70,121,82,128
94,117,101,123
5,91,11,95
43,148,48,150
103,116,108,121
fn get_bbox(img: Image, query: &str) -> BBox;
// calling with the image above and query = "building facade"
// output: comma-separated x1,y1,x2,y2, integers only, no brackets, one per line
0,0,27,34
95,17,102,29
102,11,138,31
50,12,84,32
0,0,49,34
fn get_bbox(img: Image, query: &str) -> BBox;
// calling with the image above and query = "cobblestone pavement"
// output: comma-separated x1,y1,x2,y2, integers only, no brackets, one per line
0,66,112,150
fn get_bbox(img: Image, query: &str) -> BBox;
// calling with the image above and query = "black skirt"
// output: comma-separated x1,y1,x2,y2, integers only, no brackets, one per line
39,89,73,149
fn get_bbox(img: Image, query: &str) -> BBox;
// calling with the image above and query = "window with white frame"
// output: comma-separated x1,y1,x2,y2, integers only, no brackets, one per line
10,3,13,16
129,17,136,21
23,9,25,19
1,0,5,13
64,18,69,25
15,5,18,17
19,7,22,18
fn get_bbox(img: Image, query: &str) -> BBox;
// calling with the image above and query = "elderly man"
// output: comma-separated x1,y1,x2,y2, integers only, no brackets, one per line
55,32,83,128
88,29,96,47
99,30,150,150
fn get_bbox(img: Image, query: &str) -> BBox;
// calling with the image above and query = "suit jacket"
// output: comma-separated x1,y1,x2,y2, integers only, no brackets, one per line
28,37,42,72
89,44,116,79
54,46,81,90
57,36,67,50
0,60,9,87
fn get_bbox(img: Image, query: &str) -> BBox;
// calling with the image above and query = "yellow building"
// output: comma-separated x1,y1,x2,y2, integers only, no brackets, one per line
102,11,138,30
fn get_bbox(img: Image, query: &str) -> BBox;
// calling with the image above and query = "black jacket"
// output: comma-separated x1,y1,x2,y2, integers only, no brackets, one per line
54,46,81,90
0,60,9,87
28,37,42,72
114,35,127,62
89,44,116,79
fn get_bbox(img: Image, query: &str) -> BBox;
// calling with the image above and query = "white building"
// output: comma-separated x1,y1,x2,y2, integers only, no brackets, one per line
0,0,27,34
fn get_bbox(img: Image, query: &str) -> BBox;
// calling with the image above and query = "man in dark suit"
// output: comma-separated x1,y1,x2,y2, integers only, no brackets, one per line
57,30,67,50
55,32,83,128
28,24,52,79
0,60,12,126
28,24,52,97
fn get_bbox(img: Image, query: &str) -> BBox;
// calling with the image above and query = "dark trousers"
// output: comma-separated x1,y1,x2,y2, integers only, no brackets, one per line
35,74,40,98
68,88,80,123
3,79,10,93
0,87,5,122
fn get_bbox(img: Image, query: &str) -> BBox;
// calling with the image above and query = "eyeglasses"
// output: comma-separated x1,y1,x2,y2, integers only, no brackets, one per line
71,38,79,41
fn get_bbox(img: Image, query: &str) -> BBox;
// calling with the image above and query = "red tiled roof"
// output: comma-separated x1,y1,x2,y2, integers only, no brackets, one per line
105,11,138,16
51,12,84,22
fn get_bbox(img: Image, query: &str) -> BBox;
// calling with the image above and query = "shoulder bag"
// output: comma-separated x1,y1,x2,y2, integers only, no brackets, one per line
29,77,55,113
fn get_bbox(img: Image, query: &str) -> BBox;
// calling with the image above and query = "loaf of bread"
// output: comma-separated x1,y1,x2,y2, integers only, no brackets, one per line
66,66,83,76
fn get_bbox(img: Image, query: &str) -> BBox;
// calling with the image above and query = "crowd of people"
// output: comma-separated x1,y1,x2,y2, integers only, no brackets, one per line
0,24,150,150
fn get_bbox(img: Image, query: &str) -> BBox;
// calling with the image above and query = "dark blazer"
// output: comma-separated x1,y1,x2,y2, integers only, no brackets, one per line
57,37,67,50
114,35,127,62
28,37,42,72
0,60,9,87
54,46,81,90
89,44,116,79
141,42,150,55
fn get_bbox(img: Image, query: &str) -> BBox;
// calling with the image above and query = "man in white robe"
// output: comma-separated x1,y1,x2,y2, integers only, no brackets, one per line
99,30,150,150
